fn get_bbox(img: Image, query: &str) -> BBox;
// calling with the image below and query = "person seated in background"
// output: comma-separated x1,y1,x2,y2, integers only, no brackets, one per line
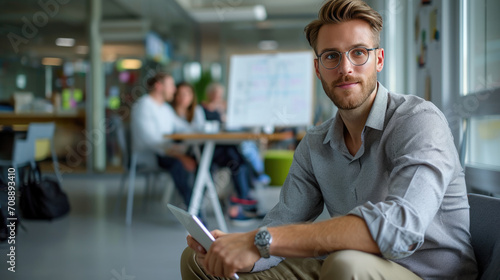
202,82,271,186
201,82,227,124
130,73,196,208
170,81,206,133
171,81,261,224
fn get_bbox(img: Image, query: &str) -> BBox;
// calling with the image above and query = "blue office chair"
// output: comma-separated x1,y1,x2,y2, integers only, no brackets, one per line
468,193,500,280
0,122,62,186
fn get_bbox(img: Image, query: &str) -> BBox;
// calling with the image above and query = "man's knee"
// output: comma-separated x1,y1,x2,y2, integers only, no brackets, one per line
320,250,421,280
321,250,374,279
180,247,200,279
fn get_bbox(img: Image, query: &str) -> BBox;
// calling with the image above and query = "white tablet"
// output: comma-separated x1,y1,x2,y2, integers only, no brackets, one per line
168,204,240,279
168,204,215,250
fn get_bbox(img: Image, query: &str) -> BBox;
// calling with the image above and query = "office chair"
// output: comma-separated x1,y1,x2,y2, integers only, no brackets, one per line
111,115,174,226
0,122,62,186
468,193,500,280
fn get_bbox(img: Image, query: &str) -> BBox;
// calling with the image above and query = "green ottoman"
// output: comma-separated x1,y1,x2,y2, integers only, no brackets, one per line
264,150,294,187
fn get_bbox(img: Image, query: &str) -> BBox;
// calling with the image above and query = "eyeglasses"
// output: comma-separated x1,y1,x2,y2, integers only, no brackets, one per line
316,47,379,70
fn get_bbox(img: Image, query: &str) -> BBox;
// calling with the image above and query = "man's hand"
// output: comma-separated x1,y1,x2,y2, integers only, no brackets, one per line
187,233,207,255
176,155,197,172
204,230,259,278
187,230,259,278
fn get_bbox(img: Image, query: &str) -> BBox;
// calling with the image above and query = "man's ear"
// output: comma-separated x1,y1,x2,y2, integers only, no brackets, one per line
376,48,385,72
314,59,321,79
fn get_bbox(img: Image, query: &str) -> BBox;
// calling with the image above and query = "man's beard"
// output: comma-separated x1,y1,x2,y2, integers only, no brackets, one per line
321,71,378,110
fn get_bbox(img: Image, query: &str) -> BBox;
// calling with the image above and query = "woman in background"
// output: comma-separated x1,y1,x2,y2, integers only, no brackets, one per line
171,81,206,133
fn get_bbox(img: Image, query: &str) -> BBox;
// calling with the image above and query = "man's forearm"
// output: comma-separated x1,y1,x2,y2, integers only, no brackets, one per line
267,215,380,258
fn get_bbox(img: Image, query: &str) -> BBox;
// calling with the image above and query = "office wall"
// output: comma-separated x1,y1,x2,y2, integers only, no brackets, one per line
372,0,461,147
0,62,46,103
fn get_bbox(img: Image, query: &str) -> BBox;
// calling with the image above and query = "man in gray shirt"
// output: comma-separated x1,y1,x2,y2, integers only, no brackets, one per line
180,0,478,279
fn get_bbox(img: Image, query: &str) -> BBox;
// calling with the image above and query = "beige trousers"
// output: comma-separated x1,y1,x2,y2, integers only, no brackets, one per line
180,247,422,280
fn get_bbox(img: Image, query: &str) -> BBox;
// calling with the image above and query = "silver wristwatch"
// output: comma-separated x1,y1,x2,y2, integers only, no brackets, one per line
254,226,272,258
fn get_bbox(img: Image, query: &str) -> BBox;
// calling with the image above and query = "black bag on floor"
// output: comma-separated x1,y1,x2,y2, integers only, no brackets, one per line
20,165,70,220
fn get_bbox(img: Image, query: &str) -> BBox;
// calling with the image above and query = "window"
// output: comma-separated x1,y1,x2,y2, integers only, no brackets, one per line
461,0,500,194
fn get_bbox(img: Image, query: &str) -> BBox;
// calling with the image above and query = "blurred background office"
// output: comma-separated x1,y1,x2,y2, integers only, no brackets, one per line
0,0,499,279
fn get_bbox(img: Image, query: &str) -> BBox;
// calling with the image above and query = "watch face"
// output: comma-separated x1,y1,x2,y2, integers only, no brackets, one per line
256,231,271,246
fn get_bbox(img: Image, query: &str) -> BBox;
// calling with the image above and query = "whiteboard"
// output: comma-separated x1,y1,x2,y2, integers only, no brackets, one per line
226,51,315,129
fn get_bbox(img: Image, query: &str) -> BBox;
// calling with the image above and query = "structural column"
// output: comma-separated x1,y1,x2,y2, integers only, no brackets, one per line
88,0,106,172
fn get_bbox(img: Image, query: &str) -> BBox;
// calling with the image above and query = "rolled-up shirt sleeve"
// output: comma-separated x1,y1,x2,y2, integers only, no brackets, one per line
349,106,459,260
349,199,424,259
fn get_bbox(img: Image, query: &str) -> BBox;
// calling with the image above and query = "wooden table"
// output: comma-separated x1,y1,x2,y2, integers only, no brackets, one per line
166,132,291,231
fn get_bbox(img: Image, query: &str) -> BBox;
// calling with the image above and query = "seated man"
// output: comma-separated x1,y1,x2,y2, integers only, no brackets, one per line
130,72,196,208
180,0,478,279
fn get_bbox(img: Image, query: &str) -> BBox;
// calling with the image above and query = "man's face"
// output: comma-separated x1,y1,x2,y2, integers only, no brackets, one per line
160,76,176,102
314,19,384,110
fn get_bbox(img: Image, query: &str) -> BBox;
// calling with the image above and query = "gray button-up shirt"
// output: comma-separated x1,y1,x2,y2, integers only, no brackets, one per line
257,83,477,279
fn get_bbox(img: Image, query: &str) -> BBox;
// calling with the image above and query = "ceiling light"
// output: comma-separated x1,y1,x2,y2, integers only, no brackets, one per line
183,62,201,82
42,57,63,66
119,59,142,70
55,38,75,47
253,5,267,21
190,5,267,22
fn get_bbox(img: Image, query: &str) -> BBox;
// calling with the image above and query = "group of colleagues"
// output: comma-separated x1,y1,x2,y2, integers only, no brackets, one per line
130,73,269,223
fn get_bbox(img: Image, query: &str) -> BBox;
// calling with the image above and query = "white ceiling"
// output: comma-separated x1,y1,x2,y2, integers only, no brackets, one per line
0,0,324,59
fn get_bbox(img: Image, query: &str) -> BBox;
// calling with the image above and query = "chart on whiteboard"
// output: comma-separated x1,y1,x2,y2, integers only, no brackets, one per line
226,51,314,129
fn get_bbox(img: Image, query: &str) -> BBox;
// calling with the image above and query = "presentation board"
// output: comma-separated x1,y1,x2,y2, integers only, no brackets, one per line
226,51,315,129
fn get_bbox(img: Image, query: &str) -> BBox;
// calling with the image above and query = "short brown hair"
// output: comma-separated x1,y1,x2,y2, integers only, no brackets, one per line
146,72,171,91
305,0,383,53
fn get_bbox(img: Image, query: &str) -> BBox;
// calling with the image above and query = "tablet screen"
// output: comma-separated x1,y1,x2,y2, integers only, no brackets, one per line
168,204,214,250
168,204,240,279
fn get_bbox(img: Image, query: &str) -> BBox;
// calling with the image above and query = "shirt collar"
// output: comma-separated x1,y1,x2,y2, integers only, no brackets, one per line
365,82,388,131
323,82,388,146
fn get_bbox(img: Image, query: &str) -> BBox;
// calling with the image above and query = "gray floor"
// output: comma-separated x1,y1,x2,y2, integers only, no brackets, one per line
0,173,280,280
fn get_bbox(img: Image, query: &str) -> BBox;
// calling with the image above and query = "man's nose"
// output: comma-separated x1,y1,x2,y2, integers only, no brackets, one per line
336,53,353,75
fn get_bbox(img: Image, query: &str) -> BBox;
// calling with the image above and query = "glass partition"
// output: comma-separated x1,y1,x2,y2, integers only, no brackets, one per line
462,0,500,194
